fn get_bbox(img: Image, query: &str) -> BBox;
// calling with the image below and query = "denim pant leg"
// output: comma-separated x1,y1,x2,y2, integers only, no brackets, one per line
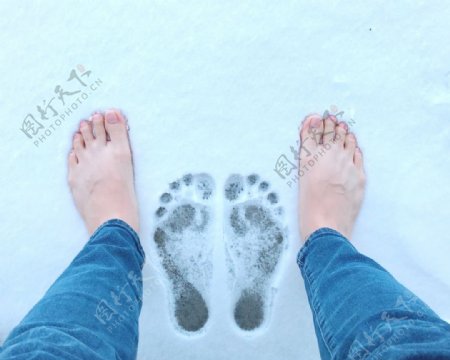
0,219,145,360
298,228,450,360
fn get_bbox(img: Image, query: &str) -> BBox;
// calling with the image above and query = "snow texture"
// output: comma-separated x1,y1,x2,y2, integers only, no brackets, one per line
0,1,449,359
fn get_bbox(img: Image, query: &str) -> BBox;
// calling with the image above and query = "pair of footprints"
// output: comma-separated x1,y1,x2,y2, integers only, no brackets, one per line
153,173,287,333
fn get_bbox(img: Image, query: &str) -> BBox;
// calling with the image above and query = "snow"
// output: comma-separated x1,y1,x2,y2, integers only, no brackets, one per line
0,1,449,358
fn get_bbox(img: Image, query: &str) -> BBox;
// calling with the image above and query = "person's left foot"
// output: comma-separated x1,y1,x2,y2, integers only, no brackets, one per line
68,109,140,235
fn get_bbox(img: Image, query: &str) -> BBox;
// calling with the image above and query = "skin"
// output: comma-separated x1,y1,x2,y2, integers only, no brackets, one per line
68,109,140,235
298,113,366,242
67,108,364,245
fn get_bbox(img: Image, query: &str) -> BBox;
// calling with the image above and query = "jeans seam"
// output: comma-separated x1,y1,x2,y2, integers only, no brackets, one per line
302,261,337,358
298,228,347,359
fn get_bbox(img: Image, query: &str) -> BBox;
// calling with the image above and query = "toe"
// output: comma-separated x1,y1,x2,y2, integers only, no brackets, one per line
73,132,85,157
79,120,94,145
300,113,323,150
67,150,78,188
300,113,320,137
259,181,269,192
225,174,244,201
323,116,336,144
354,147,364,168
68,150,78,167
335,121,348,146
267,192,278,204
105,109,129,146
344,132,357,154
91,113,107,143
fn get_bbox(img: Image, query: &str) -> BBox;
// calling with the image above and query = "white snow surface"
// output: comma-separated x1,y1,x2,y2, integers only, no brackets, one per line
0,1,449,359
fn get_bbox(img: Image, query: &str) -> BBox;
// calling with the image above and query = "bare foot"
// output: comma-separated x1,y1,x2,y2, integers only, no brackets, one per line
298,113,366,242
68,109,140,235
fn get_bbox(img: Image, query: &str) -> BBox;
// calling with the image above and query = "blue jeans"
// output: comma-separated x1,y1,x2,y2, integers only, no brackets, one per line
0,219,145,360
299,228,450,359
1,223,450,359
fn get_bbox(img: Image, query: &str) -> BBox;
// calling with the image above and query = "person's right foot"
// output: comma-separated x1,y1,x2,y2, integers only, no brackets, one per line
68,109,140,235
298,113,366,242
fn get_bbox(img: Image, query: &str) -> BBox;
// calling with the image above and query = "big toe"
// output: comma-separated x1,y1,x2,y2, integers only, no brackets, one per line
300,113,324,150
105,109,129,146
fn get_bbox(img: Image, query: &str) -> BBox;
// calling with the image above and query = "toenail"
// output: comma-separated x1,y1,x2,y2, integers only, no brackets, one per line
302,114,313,123
340,122,348,131
328,115,338,123
311,117,321,128
106,111,119,124
91,114,103,123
